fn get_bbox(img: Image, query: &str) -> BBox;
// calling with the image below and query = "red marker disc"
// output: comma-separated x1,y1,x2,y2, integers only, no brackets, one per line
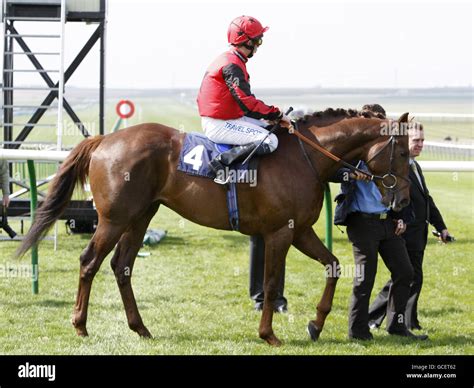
116,99,135,119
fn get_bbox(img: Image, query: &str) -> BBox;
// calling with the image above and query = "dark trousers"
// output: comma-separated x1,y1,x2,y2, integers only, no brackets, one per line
249,235,287,308
346,214,414,337
369,249,424,329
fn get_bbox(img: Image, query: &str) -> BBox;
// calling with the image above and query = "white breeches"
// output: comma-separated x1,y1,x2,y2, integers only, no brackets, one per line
201,116,278,152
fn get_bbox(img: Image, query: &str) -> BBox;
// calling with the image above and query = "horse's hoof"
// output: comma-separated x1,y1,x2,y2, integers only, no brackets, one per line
75,327,89,337
264,334,282,347
307,321,322,341
137,327,153,338
129,321,153,338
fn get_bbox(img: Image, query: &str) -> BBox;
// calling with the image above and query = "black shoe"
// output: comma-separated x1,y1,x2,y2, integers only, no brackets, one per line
388,328,428,340
214,143,256,166
253,141,272,156
369,321,380,330
210,144,257,185
253,302,288,313
349,332,374,341
410,323,423,330
275,304,288,314
209,158,225,174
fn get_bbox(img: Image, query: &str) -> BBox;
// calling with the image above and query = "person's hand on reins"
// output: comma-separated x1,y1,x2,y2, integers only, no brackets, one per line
268,114,294,132
350,170,372,182
269,113,292,127
280,114,292,126
279,115,294,133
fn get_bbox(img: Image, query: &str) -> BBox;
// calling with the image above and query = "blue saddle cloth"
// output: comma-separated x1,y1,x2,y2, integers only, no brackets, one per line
177,133,251,180
177,133,257,232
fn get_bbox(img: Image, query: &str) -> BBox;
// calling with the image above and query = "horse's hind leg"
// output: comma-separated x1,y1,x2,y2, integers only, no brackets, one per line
110,202,160,338
72,220,126,337
292,227,339,341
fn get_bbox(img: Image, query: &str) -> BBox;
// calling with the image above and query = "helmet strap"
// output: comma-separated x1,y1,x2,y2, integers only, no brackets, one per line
242,42,256,58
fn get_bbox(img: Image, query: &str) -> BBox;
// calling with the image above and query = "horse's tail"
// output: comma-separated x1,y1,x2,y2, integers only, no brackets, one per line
16,136,105,258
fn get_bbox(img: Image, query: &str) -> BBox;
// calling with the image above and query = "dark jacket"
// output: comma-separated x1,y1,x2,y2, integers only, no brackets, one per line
403,160,446,251
330,167,415,226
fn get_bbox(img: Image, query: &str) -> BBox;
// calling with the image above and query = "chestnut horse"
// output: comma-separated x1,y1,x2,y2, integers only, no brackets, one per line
17,109,410,346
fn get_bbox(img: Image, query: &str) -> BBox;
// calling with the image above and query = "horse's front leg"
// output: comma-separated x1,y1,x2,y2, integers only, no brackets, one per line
259,226,294,346
293,226,340,341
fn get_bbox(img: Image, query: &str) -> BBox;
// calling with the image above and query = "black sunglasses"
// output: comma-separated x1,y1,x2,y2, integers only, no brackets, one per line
251,37,263,46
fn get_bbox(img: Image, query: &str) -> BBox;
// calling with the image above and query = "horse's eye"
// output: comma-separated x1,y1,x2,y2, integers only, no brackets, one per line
400,152,408,158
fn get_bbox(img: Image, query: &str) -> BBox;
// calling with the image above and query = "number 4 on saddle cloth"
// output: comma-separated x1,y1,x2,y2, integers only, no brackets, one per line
178,133,258,184
177,133,259,231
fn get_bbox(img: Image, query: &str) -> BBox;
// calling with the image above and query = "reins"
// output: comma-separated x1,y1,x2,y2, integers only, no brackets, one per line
290,120,409,190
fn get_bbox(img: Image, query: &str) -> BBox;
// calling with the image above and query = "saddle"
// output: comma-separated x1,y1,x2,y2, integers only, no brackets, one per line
177,133,260,231
177,133,258,185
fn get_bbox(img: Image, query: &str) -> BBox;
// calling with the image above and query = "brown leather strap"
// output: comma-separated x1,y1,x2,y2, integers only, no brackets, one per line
289,126,375,179
290,128,342,163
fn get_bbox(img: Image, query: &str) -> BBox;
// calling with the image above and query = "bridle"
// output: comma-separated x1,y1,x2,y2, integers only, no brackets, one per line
364,134,411,194
365,135,398,188
290,120,410,192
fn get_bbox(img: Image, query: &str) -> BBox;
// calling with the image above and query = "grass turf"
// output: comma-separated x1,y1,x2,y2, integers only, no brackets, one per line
1,95,472,354
0,172,472,355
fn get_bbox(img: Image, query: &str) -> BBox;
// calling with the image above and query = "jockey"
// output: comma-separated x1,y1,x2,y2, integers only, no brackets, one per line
197,15,291,184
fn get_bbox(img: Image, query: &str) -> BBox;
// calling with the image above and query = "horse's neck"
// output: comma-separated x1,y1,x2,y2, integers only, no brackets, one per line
301,113,350,128
305,120,381,181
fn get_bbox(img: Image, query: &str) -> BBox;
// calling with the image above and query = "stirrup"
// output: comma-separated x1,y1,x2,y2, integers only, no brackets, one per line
213,174,231,185
210,159,230,185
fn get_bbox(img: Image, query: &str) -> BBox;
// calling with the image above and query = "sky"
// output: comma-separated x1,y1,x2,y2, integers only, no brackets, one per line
1,0,473,89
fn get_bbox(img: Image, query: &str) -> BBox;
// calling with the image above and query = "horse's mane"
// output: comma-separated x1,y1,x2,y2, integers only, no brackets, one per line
294,107,385,125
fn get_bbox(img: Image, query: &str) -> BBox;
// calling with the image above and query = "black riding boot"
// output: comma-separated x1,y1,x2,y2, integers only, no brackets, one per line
210,141,272,184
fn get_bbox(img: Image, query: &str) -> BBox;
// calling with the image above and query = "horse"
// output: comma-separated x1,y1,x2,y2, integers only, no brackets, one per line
17,108,411,346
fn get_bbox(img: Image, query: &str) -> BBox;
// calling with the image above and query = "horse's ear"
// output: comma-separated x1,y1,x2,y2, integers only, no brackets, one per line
398,112,409,123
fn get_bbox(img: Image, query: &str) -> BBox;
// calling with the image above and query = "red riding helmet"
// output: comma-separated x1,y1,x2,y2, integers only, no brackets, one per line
227,15,269,45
